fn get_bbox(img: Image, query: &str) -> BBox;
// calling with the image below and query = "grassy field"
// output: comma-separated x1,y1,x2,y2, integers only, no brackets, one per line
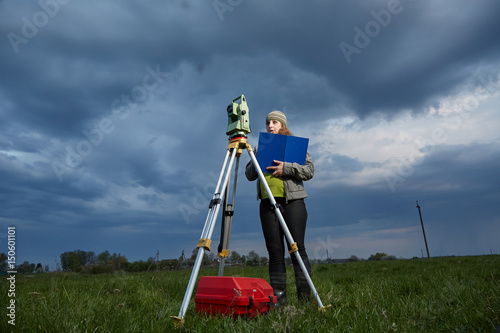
1,255,499,332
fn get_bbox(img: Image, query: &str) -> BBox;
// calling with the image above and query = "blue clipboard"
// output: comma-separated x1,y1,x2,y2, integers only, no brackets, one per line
256,132,309,173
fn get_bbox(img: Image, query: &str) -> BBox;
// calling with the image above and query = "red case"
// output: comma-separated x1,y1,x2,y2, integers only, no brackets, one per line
195,276,277,318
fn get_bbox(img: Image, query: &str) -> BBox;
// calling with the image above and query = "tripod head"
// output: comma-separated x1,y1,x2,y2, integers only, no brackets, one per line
226,95,251,139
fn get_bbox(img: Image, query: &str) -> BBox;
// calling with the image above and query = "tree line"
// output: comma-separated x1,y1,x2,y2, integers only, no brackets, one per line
0,252,48,274
0,250,400,275
0,248,272,275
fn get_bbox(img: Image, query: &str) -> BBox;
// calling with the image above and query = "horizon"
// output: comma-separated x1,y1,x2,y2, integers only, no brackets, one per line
1,1,499,270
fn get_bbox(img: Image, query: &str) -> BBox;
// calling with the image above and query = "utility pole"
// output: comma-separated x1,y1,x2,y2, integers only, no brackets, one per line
416,201,430,258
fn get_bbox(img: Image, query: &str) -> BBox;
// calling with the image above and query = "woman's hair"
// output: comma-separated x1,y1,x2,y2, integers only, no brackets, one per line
278,124,293,136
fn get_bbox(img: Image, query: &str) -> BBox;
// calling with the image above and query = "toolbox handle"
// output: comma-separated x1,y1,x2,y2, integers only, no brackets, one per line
246,296,253,310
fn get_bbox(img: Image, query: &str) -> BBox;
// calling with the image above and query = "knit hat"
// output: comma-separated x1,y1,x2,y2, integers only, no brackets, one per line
266,110,287,127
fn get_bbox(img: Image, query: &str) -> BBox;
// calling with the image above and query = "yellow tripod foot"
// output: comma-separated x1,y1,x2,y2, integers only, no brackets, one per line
319,304,332,312
171,316,185,327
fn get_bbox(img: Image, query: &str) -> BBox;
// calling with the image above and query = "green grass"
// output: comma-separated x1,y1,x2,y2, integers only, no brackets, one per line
1,256,499,332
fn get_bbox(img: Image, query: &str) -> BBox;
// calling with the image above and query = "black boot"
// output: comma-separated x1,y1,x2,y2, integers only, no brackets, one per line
270,272,287,308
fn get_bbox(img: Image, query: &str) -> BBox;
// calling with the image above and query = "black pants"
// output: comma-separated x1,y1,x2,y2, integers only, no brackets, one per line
260,198,311,300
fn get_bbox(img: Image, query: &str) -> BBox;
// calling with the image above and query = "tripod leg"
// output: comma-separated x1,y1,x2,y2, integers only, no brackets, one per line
218,155,240,276
175,148,239,321
217,178,233,276
217,203,232,276
246,148,325,309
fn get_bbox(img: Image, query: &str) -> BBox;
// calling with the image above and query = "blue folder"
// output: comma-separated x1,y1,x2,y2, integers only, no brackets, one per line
256,132,309,173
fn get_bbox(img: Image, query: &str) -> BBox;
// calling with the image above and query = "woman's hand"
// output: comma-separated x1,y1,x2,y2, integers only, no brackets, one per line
266,160,284,177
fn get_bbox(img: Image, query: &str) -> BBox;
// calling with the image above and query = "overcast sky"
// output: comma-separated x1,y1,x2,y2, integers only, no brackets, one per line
1,0,499,269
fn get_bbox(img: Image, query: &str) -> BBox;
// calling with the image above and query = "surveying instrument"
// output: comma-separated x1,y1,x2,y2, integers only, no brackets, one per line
172,95,326,324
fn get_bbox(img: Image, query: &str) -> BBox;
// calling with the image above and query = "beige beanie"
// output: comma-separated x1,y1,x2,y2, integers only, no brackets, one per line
266,110,287,126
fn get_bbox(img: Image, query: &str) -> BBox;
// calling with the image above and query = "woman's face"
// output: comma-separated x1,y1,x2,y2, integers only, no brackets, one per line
266,120,282,134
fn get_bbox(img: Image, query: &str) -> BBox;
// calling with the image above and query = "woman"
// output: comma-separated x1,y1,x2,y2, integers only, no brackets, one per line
245,110,314,307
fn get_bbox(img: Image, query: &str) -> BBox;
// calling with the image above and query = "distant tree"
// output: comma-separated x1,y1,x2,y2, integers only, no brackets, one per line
368,253,388,261
185,248,210,267
158,259,178,270
76,250,88,266
60,252,69,270
67,252,81,272
97,250,111,263
110,252,119,262
87,251,97,265
182,248,214,267
35,263,43,273
246,251,261,266
17,261,35,274
126,260,149,272
206,252,217,265
229,250,241,264
187,248,198,267
60,250,96,270
347,255,360,262
88,263,114,274
112,254,128,270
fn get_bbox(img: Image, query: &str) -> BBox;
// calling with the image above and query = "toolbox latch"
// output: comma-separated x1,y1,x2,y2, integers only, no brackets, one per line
246,296,253,310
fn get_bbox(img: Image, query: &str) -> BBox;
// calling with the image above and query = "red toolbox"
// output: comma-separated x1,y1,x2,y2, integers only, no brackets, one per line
195,276,277,318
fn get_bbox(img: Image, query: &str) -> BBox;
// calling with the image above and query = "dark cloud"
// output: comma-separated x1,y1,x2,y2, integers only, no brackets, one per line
0,1,499,265
411,142,500,192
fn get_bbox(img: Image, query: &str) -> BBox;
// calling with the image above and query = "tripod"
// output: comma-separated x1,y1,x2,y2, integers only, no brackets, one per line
173,136,326,324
